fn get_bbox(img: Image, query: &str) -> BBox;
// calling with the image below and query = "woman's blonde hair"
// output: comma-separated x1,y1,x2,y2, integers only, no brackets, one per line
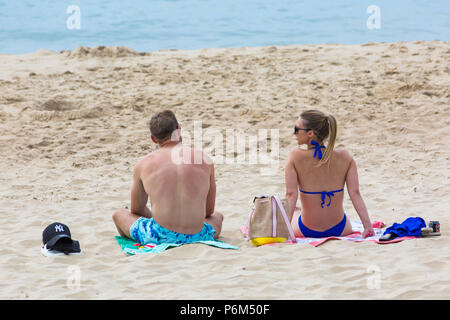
300,110,337,167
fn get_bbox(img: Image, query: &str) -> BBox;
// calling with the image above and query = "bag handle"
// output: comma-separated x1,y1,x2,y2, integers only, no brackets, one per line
245,206,255,240
272,196,296,241
272,198,277,237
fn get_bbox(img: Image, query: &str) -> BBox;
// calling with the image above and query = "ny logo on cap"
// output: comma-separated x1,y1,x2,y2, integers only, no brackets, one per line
55,224,64,232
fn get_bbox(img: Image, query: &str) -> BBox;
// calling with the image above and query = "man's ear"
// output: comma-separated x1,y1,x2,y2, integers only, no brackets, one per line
172,126,181,142
151,135,158,144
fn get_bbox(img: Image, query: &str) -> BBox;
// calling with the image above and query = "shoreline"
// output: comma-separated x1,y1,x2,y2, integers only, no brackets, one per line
1,39,447,55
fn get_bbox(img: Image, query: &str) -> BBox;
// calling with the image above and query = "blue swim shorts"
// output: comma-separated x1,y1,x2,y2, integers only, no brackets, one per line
129,217,216,245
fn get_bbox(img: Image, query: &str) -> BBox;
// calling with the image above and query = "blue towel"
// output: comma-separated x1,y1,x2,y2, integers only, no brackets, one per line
115,236,238,255
383,217,426,238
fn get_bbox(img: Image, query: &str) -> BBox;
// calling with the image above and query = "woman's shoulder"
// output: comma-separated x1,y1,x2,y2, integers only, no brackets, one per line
332,147,354,161
288,146,354,162
288,146,309,158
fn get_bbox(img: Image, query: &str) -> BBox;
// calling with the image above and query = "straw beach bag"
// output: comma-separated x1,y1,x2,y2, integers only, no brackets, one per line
246,195,296,246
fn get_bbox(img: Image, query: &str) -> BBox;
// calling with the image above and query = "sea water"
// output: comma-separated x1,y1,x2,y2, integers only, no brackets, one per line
0,0,448,54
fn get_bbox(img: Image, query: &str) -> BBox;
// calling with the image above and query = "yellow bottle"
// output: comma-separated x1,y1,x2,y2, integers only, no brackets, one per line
251,237,287,246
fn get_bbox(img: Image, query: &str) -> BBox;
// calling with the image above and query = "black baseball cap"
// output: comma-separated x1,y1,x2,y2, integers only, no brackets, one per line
42,222,81,255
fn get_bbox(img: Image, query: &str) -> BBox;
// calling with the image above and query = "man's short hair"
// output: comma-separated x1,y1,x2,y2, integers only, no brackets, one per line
149,110,179,143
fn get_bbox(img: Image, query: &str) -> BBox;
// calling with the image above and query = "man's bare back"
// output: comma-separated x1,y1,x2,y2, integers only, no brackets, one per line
112,110,223,241
134,144,215,234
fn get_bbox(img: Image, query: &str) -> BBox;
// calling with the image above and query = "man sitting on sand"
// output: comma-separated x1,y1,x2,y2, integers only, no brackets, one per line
112,110,223,244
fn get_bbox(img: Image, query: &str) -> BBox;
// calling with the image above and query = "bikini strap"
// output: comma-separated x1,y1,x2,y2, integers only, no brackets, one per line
310,140,326,160
319,189,344,208
298,188,344,208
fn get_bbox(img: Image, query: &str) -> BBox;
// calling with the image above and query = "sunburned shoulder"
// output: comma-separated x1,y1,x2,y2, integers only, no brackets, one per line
171,146,214,166
135,153,156,169
192,148,214,167
141,152,156,162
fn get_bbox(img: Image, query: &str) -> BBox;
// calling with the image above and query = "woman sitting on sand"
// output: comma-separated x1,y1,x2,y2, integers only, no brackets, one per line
285,109,375,238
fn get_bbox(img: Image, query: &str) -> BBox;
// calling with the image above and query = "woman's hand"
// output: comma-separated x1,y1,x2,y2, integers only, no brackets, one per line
362,226,375,238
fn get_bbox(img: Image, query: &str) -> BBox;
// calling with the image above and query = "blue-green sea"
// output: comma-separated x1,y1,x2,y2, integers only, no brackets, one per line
0,0,448,54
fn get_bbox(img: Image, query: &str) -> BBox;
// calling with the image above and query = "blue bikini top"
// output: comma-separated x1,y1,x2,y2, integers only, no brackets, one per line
310,140,326,160
299,141,343,208
298,188,344,208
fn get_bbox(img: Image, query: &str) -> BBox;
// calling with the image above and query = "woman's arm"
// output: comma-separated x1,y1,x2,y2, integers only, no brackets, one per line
345,156,374,237
285,150,299,221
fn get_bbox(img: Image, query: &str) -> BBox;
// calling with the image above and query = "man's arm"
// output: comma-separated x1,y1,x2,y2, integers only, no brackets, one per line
285,149,299,221
130,163,151,218
205,163,216,217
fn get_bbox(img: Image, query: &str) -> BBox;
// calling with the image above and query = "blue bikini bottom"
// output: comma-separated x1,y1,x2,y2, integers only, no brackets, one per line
298,213,347,238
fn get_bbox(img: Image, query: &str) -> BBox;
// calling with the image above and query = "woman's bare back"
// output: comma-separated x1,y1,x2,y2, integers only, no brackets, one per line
290,147,352,231
285,110,374,238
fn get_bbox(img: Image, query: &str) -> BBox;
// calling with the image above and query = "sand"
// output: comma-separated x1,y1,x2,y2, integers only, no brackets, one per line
0,41,449,299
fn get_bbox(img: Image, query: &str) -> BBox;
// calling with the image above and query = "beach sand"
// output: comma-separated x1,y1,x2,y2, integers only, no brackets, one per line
0,41,449,299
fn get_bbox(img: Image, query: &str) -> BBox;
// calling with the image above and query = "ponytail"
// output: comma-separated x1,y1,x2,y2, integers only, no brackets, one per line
300,110,338,167
318,114,337,167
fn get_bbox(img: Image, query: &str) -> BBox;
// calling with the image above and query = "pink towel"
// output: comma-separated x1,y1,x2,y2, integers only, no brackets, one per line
240,220,416,247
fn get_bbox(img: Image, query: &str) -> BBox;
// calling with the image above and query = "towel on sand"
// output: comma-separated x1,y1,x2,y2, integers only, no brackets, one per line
115,236,238,255
240,220,416,247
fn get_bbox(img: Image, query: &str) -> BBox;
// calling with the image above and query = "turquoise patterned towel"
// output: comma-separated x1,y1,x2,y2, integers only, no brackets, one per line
115,236,238,255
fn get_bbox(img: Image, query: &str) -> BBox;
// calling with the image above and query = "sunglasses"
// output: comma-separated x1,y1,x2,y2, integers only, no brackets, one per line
294,125,311,134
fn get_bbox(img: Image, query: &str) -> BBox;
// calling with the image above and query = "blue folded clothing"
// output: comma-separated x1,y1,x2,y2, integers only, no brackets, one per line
383,217,426,238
